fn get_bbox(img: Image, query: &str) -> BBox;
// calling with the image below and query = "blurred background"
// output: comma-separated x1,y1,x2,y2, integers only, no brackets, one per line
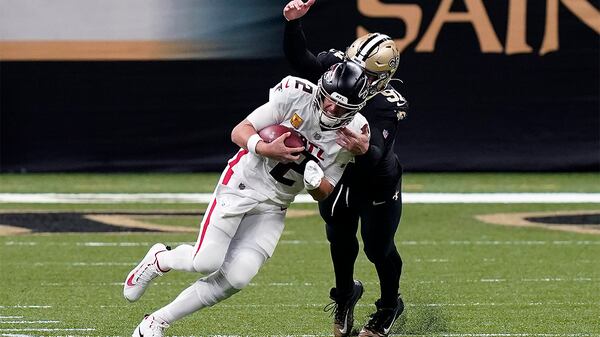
1,0,598,172
1,2,599,334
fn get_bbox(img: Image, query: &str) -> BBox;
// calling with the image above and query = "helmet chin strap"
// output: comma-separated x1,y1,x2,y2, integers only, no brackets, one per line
319,111,357,131
319,124,337,131
315,93,346,130
367,78,403,99
319,111,342,130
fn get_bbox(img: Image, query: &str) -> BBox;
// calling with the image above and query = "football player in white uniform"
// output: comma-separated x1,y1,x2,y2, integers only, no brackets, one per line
124,61,371,336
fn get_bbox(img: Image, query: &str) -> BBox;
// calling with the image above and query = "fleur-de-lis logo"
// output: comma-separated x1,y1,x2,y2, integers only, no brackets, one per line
389,55,399,69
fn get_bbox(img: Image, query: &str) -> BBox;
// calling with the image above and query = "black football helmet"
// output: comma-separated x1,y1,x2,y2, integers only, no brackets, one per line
315,61,369,130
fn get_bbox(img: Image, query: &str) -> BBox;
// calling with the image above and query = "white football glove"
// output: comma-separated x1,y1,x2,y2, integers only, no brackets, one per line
303,160,324,190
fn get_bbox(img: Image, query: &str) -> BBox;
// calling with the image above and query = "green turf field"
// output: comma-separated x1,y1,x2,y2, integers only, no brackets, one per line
1,172,598,192
0,173,598,336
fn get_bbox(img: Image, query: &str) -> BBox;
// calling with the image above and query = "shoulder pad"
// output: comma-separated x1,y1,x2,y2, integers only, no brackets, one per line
347,113,370,138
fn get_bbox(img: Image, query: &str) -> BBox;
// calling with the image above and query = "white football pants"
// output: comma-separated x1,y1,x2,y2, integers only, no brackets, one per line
153,188,286,324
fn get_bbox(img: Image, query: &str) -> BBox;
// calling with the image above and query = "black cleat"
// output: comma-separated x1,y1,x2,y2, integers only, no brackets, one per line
359,296,404,337
324,280,364,337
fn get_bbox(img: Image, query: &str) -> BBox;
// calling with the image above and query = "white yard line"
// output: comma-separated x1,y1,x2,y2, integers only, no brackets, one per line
4,302,598,310
1,334,597,337
33,276,600,287
429,335,600,337
6,240,600,247
0,329,94,332
31,262,135,267
0,321,59,324
0,193,599,204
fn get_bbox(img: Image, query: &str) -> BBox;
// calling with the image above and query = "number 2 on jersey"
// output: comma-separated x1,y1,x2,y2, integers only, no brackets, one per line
269,151,318,186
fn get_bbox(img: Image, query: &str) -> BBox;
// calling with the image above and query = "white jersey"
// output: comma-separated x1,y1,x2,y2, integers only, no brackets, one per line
224,76,369,207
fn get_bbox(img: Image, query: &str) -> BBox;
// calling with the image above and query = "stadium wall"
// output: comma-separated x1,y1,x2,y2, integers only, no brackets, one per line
1,0,598,172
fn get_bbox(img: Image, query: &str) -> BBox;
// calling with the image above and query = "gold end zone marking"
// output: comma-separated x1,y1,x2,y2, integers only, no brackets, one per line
0,225,32,235
0,209,318,236
476,210,600,235
84,215,195,233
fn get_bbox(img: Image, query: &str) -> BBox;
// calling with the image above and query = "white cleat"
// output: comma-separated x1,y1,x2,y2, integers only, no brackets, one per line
123,243,170,302
132,314,169,337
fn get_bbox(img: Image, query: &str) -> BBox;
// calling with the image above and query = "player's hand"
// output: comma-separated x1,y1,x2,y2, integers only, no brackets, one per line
336,124,370,155
283,0,316,21
258,132,304,163
303,160,324,190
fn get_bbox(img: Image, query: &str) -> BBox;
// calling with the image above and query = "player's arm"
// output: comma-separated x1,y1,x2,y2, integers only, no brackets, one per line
303,160,334,201
352,114,400,169
283,0,326,83
336,123,370,155
354,93,409,168
353,126,386,169
231,109,303,163
338,96,408,168
307,179,334,201
304,144,355,201
283,0,315,21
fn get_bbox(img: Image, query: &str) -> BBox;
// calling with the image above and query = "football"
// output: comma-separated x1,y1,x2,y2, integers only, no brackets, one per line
258,125,304,148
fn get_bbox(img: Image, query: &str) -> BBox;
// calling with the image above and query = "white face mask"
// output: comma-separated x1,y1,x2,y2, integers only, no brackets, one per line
315,94,359,131
318,110,350,130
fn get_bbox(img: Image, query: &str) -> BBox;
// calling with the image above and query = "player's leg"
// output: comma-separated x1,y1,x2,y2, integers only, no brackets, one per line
157,192,243,273
359,180,404,337
154,228,231,274
138,207,282,332
155,244,195,272
148,246,268,326
319,177,363,337
156,150,254,273
320,180,361,297
361,197,403,306
125,189,247,303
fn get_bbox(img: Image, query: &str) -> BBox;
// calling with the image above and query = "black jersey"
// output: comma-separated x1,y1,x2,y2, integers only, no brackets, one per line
284,19,409,191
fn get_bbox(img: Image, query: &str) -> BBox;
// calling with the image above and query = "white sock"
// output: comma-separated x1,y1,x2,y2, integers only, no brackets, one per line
157,244,195,272
153,270,238,324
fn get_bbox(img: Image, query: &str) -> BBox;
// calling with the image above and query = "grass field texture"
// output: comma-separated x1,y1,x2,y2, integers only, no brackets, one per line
1,172,599,193
0,173,598,336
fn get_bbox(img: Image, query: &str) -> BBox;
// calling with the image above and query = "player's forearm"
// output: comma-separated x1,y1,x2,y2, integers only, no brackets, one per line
283,19,322,82
354,124,390,168
283,19,305,56
231,120,260,150
307,179,333,201
355,143,384,169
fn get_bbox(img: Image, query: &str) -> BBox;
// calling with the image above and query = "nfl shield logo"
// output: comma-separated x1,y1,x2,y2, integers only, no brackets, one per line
382,129,389,139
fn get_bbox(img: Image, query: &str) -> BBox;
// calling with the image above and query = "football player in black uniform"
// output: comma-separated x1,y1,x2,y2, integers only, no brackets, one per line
283,1,409,336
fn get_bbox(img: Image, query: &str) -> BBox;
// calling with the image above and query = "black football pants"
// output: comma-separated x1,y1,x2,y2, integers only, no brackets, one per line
318,177,403,308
